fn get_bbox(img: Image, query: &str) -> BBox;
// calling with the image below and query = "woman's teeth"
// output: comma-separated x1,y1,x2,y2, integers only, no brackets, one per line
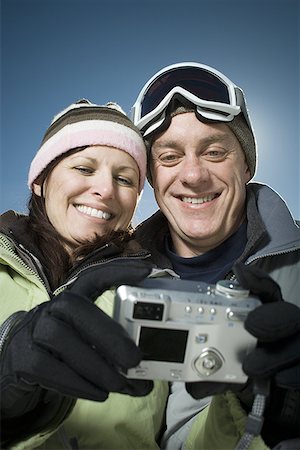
76,205,112,220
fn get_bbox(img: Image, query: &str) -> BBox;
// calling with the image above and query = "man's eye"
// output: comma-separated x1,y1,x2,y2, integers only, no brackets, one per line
203,150,227,160
158,153,180,165
163,155,177,160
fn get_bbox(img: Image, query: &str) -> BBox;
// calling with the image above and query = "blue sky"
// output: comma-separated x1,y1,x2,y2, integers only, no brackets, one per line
1,0,299,224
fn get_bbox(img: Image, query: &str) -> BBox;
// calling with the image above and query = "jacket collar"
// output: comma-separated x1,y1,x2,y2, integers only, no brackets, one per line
134,183,300,266
0,210,150,288
245,183,300,262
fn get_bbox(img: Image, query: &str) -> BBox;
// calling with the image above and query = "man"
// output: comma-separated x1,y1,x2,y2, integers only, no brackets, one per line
132,62,300,449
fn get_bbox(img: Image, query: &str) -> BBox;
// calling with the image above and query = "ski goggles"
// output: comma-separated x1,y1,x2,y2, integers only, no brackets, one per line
131,62,252,137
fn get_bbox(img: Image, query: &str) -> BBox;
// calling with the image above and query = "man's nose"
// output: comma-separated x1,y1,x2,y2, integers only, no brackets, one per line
180,156,209,186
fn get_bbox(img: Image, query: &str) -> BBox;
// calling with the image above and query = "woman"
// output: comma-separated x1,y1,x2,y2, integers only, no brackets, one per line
0,99,168,449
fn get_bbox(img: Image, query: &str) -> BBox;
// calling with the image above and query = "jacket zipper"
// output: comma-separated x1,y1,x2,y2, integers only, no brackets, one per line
1,233,151,296
246,245,300,265
0,234,151,355
225,245,300,282
0,234,47,289
53,252,151,296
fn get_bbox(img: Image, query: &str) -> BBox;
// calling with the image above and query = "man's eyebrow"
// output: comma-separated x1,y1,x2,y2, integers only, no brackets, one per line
202,134,227,144
152,140,182,151
152,133,230,151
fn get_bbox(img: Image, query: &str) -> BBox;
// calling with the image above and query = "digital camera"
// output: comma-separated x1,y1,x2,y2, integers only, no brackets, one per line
114,277,261,383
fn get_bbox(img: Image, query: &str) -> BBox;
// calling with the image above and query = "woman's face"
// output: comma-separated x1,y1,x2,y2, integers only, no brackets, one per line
33,146,140,250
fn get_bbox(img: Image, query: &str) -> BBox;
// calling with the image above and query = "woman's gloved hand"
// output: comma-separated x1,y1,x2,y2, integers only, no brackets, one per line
1,259,154,406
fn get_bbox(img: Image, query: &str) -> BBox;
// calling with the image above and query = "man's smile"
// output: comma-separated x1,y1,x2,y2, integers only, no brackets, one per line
180,193,221,205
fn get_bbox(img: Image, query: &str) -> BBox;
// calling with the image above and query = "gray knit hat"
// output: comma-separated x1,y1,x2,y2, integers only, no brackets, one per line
227,114,256,178
146,102,256,185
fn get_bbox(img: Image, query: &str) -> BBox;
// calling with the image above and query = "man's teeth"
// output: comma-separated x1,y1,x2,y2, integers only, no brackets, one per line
76,205,112,220
182,194,217,204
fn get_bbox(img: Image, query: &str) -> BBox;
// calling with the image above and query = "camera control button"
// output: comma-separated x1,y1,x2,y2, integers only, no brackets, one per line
195,333,207,344
194,350,223,377
160,294,171,301
210,307,217,315
185,305,192,313
226,308,247,321
197,306,204,314
203,358,215,370
170,370,183,380
134,368,148,377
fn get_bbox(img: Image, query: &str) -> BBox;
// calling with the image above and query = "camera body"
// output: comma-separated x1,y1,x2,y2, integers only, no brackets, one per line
114,277,261,383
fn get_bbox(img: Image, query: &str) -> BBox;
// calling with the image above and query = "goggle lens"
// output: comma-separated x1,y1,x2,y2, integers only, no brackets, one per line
141,67,231,118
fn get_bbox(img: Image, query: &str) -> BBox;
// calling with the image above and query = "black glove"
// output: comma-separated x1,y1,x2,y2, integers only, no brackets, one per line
1,259,153,407
240,278,300,389
236,263,300,446
186,263,300,446
186,262,298,399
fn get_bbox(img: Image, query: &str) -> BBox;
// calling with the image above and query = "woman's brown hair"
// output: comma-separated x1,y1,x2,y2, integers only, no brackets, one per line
27,147,133,290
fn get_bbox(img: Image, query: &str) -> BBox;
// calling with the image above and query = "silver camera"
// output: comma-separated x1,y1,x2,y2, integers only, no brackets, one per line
114,278,261,383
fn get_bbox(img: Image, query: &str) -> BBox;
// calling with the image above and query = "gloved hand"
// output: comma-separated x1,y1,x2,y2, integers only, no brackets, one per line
1,259,153,407
186,263,300,400
238,268,300,389
236,263,300,446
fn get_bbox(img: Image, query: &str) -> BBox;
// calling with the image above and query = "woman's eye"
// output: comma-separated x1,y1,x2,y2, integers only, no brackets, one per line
115,176,133,186
74,166,94,174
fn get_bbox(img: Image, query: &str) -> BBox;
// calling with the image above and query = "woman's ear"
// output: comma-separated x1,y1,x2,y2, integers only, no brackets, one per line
32,182,42,197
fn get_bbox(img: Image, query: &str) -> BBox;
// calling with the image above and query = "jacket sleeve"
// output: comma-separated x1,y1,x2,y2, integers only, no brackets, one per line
0,308,75,449
0,258,75,449
2,388,75,449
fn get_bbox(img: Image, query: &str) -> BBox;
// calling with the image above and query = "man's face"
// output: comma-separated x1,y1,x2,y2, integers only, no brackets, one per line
150,112,251,257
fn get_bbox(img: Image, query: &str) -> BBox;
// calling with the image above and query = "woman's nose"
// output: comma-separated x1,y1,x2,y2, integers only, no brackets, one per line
91,171,115,199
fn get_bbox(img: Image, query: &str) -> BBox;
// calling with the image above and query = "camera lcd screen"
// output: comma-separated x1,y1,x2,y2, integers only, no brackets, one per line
138,327,188,363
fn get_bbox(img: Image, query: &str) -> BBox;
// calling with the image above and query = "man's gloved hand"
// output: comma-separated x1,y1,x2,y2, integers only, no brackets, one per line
186,263,300,399
235,263,300,446
1,259,153,407
235,264,300,389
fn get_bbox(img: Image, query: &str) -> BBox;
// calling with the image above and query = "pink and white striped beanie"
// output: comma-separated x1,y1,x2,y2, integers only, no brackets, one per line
28,99,147,192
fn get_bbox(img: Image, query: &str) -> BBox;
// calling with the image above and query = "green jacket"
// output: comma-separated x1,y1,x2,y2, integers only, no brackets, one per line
0,212,169,450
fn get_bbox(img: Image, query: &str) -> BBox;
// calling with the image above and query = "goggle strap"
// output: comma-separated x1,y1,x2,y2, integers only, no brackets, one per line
137,87,241,132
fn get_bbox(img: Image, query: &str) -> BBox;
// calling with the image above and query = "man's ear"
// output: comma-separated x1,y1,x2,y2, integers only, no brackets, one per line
32,182,42,197
244,165,251,184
